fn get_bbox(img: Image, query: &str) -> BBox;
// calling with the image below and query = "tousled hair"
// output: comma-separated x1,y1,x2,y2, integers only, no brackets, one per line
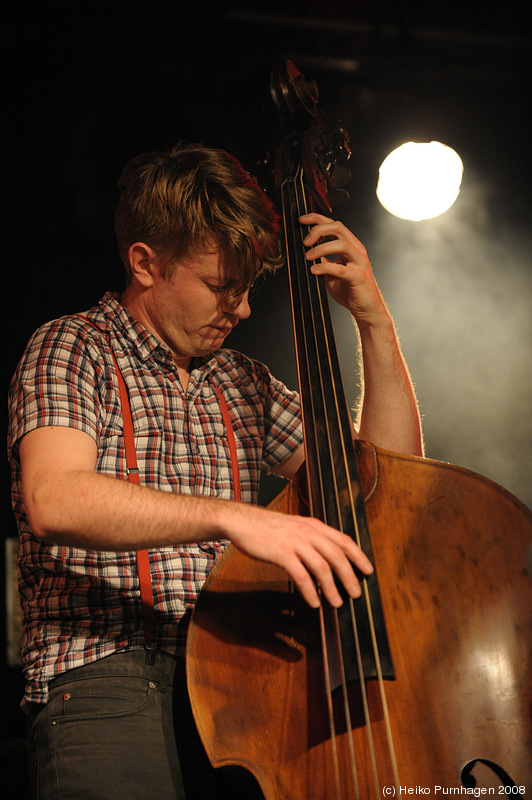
114,142,282,285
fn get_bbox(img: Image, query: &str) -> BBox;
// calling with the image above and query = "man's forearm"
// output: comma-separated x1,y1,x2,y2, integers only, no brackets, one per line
25,468,234,550
24,465,375,609
355,314,424,457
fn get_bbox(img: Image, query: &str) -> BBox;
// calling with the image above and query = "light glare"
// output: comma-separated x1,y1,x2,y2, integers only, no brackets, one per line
377,141,464,221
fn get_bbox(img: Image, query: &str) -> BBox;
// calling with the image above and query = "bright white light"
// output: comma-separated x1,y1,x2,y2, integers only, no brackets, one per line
377,141,464,221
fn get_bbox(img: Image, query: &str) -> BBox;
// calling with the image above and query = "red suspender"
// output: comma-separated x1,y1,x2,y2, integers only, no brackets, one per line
213,384,242,503
111,362,158,652
77,316,241,656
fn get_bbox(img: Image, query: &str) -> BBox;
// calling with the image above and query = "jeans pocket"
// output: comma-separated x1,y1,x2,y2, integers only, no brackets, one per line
33,676,183,799
47,674,155,722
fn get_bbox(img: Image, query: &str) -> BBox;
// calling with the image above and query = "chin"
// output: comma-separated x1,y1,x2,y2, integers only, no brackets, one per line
196,338,226,355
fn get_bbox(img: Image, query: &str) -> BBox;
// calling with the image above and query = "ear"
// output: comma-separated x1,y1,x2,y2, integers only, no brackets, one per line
128,242,159,288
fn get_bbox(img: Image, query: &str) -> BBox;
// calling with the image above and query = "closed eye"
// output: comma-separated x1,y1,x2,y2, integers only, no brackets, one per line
206,281,250,297
207,283,229,293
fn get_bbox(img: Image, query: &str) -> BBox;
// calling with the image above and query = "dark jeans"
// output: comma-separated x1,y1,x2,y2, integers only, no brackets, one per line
27,649,263,800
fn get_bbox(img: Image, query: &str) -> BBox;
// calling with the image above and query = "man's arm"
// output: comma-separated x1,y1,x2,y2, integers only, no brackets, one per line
274,213,423,481
299,212,424,458
19,425,373,610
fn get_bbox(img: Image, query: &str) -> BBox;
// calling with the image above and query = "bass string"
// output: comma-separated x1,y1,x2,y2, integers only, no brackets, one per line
292,176,362,798
305,202,401,796
283,168,381,797
281,178,346,799
308,211,402,796
303,185,402,792
283,172,362,797
288,165,399,796
294,180,376,799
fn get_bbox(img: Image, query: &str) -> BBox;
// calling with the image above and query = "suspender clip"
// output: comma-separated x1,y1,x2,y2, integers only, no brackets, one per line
145,640,157,665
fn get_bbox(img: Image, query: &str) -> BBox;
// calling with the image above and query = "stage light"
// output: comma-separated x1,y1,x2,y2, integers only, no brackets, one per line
377,141,463,221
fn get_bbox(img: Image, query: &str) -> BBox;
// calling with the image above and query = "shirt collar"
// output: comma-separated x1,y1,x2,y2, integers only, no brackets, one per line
98,291,222,376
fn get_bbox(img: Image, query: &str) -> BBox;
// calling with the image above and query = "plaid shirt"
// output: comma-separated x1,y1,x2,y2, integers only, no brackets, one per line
8,292,303,705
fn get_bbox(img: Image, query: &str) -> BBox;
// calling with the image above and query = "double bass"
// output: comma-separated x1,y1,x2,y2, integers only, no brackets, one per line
187,61,532,797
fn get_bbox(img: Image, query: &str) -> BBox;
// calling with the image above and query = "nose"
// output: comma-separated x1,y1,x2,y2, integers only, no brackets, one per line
223,289,251,319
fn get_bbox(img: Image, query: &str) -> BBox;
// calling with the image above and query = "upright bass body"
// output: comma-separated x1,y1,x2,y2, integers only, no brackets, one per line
187,442,532,797
187,60,532,797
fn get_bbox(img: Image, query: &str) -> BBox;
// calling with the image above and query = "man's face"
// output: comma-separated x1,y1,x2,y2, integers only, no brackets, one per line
138,246,251,367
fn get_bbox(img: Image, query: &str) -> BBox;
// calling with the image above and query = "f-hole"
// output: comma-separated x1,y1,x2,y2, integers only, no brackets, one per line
461,759,517,789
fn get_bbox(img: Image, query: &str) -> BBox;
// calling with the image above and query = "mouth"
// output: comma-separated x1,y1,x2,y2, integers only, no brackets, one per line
211,323,236,336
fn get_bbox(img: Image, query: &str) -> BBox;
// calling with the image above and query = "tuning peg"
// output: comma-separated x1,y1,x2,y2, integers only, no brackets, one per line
332,121,351,161
330,164,351,188
328,187,350,207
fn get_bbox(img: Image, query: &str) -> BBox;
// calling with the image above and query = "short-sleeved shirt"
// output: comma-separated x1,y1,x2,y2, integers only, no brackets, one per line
8,292,303,705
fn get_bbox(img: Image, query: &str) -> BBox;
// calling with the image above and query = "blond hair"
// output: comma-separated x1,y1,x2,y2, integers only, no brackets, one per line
114,142,282,285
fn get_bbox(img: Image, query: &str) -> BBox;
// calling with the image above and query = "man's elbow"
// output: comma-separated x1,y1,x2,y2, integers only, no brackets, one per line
23,479,67,543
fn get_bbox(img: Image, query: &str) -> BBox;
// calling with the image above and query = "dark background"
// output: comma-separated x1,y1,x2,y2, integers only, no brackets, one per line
2,1,531,793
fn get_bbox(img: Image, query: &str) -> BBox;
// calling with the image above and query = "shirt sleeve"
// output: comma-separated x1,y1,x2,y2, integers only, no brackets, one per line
259,370,303,472
7,317,104,465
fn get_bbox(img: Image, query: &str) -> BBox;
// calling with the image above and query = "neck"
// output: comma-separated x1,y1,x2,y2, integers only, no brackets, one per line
177,364,191,392
121,286,193,384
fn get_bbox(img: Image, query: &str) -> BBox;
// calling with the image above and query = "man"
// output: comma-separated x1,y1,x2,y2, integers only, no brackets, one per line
8,142,423,799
